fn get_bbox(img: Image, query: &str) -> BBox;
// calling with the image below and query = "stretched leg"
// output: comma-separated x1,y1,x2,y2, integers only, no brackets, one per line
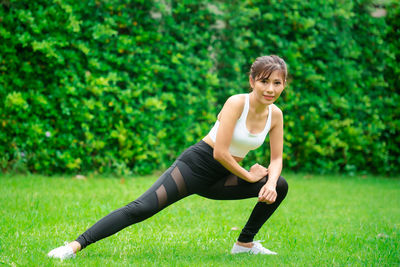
197,174,288,243
75,161,192,250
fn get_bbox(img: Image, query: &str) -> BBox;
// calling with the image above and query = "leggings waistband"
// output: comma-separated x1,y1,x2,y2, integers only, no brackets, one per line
177,140,230,179
196,140,214,153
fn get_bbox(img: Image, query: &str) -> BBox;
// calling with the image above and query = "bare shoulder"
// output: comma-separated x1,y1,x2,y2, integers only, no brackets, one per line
218,94,246,120
270,104,283,128
225,94,246,109
270,104,283,118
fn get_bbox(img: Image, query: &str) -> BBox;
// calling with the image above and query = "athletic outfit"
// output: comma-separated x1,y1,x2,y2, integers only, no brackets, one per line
75,94,288,249
208,94,272,158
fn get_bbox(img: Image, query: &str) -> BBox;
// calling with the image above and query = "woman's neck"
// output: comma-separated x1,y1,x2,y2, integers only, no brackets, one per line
249,92,269,114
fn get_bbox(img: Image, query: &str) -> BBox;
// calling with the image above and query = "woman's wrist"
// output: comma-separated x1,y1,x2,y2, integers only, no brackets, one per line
244,170,256,183
266,179,277,188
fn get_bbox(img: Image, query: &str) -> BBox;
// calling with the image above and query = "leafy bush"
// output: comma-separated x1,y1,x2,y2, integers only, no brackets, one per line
214,0,400,175
0,0,398,176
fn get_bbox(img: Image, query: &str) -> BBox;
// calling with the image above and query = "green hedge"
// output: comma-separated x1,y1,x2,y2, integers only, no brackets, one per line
215,0,400,175
1,0,399,176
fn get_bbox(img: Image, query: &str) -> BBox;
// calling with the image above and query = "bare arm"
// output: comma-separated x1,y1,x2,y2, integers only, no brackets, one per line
213,95,268,183
267,107,283,186
258,106,283,203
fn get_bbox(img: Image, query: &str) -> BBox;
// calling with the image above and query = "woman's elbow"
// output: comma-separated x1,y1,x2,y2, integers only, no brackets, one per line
213,148,227,162
213,150,222,161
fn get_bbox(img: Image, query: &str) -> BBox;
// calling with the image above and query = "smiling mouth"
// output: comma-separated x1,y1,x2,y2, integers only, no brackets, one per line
264,95,274,99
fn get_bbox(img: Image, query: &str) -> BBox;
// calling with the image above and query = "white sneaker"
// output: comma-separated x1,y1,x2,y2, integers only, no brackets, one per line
47,242,76,260
231,240,277,255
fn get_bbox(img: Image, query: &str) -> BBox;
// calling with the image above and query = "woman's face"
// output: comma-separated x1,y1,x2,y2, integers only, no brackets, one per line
250,70,285,105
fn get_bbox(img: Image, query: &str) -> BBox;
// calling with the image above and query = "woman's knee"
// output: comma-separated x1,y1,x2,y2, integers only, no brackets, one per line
276,176,289,198
122,199,157,223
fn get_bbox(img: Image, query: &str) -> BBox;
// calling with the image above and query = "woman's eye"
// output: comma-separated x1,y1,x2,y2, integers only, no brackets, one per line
274,82,281,85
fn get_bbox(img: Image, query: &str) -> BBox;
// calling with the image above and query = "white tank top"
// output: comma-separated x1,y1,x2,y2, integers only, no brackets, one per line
208,94,272,158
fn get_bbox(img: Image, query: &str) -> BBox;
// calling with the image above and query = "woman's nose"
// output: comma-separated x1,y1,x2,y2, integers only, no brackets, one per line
266,83,273,92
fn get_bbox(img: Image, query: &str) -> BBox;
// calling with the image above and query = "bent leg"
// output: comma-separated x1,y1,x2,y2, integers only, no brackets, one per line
197,175,289,242
238,176,288,242
76,161,191,249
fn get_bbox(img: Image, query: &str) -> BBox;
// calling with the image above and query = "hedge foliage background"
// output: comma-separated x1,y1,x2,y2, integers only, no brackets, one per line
1,0,399,176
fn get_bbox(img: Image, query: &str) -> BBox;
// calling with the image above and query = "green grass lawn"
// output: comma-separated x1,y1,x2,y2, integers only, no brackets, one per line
0,173,399,266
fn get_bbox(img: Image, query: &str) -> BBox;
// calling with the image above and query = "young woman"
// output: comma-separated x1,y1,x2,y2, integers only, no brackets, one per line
48,55,289,259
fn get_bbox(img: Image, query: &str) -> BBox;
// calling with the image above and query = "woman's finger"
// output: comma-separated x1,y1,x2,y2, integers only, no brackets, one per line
259,187,267,199
258,187,264,199
265,194,273,204
262,189,276,204
268,192,277,204
265,191,273,201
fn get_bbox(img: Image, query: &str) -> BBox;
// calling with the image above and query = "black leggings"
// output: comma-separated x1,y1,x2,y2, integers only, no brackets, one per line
76,140,288,249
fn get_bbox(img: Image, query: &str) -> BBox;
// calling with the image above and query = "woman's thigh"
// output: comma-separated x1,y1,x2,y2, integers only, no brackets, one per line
196,174,268,200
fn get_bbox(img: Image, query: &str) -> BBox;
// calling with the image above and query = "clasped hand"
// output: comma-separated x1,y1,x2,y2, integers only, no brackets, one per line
258,183,277,204
249,163,277,204
249,163,268,181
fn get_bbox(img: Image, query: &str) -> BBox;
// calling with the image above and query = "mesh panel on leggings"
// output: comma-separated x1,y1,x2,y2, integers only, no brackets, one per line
171,166,187,196
224,174,238,186
156,185,167,208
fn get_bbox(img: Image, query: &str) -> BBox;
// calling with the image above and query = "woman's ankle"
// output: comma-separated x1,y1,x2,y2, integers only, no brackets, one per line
68,241,81,253
236,241,254,248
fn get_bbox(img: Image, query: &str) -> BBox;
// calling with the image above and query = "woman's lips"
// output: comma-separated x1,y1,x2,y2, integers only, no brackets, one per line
264,95,274,100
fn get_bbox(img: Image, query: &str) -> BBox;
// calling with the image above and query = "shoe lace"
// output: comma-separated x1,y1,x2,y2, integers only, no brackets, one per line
60,242,74,256
252,240,269,252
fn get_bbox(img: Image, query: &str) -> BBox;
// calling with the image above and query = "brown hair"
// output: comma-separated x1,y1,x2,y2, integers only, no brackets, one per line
249,55,287,85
